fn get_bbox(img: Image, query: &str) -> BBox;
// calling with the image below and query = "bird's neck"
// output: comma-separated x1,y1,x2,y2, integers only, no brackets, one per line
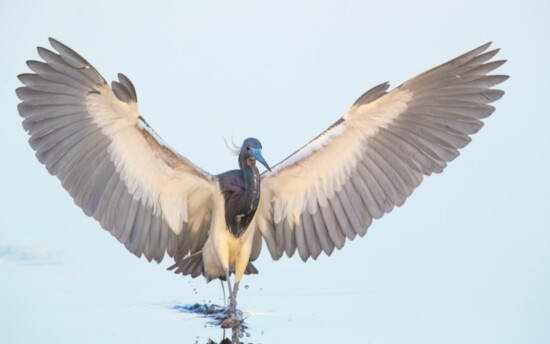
241,164,261,210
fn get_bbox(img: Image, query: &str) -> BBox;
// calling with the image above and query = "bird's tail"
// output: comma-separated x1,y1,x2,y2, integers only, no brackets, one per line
168,251,204,278
168,251,259,279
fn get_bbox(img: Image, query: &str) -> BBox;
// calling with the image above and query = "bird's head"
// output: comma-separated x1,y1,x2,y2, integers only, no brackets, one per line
239,138,271,172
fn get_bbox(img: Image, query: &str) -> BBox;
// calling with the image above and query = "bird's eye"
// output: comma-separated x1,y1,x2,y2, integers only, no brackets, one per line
246,146,251,151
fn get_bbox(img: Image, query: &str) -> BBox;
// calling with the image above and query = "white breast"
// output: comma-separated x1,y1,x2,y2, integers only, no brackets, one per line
201,192,256,282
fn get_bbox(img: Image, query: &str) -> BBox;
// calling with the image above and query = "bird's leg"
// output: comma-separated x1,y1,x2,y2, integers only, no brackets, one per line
225,270,234,314
230,281,239,316
225,270,241,319
220,280,226,307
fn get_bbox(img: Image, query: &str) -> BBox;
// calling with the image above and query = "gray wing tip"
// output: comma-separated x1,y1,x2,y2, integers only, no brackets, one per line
36,46,51,57
489,89,506,103
48,37,60,47
481,41,492,49
490,59,507,69
475,41,493,53
494,74,511,85
15,87,27,101
452,41,493,62
41,38,107,85
25,59,42,69
48,37,76,57
42,39,138,103
16,73,29,83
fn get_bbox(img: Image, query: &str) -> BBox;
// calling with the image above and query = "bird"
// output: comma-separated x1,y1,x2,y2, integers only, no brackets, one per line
17,38,507,317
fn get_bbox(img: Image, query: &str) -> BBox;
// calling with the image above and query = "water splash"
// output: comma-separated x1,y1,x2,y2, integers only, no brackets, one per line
170,303,250,343
171,303,247,328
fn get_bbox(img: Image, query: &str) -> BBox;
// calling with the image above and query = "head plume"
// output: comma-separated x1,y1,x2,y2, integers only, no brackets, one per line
224,136,241,156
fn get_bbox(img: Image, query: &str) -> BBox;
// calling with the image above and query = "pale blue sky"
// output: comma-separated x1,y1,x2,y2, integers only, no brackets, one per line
1,1,549,343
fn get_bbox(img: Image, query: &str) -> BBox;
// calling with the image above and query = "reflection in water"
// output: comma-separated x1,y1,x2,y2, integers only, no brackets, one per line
171,303,254,344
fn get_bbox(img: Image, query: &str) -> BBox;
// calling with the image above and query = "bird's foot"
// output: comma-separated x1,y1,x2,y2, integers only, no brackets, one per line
220,315,243,329
219,301,242,329
227,301,239,317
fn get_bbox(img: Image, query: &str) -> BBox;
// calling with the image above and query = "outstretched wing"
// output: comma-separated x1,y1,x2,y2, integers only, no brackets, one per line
254,42,508,261
17,38,217,265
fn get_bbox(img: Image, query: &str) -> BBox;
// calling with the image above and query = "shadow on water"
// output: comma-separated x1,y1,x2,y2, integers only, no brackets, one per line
171,303,255,344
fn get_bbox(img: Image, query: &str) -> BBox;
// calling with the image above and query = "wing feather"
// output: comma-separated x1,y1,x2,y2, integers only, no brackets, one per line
147,214,162,262
329,192,355,240
249,230,263,263
302,212,322,260
294,219,310,261
342,181,370,237
358,160,393,213
256,42,507,261
311,203,334,256
114,191,133,239
18,38,217,268
283,220,297,258
72,147,114,205
320,203,345,250
121,198,140,244
335,187,362,235
25,60,89,92
350,170,382,220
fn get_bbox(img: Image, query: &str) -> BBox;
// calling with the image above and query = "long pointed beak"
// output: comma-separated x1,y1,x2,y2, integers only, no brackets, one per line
252,148,271,172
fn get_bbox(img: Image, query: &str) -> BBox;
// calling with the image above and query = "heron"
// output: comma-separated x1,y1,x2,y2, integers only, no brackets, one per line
17,38,507,317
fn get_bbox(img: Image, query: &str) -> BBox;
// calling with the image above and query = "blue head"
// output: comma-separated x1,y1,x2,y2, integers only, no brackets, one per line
239,138,271,172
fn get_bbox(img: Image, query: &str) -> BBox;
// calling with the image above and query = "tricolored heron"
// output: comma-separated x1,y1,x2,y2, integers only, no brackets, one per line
17,39,507,316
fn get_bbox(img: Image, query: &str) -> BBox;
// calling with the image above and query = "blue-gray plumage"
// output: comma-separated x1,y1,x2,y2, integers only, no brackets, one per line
16,38,507,320
218,138,270,238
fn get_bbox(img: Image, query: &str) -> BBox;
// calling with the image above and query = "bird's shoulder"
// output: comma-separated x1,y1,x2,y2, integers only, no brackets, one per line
217,169,245,194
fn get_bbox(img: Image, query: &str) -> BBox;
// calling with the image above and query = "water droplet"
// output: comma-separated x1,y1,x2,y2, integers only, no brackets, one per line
244,285,249,289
